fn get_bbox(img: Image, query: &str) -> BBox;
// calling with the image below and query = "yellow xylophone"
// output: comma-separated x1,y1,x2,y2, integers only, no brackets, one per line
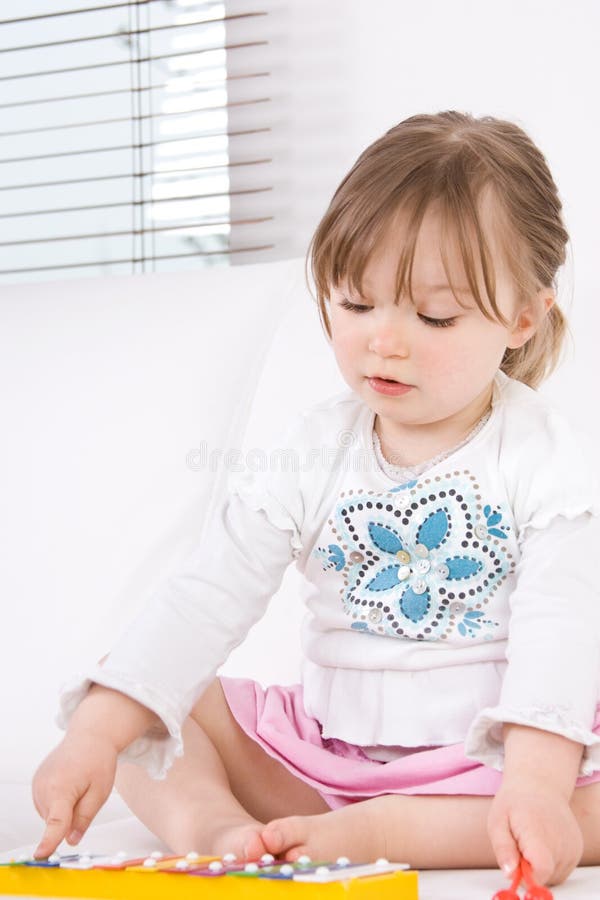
0,851,419,899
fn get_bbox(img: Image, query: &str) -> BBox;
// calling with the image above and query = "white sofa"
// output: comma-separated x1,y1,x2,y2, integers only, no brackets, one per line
1,257,598,898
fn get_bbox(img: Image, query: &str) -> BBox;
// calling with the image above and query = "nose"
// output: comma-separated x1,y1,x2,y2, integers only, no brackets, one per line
367,310,409,358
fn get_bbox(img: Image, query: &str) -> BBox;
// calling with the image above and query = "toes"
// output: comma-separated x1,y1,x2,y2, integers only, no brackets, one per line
242,829,269,862
212,821,269,864
283,845,309,863
261,816,310,859
261,823,284,855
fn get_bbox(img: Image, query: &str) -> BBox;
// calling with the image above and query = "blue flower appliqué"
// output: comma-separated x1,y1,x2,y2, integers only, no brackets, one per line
314,544,346,572
314,471,514,642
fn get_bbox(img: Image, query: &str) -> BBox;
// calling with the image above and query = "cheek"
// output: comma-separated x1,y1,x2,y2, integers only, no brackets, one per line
421,325,506,380
416,332,462,372
330,318,361,363
331,337,356,378
417,331,480,382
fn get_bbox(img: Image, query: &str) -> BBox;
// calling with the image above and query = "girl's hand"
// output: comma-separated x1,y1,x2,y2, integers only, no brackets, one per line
487,778,583,887
31,730,118,859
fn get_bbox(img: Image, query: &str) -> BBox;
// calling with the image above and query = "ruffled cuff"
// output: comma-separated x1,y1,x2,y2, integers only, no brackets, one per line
464,704,600,777
56,667,186,780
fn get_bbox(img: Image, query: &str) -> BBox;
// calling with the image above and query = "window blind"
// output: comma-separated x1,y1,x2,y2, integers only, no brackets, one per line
0,0,274,282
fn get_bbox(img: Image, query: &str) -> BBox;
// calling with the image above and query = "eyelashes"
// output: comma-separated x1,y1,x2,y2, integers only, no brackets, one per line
340,297,372,312
338,299,371,314
419,314,457,328
338,298,457,328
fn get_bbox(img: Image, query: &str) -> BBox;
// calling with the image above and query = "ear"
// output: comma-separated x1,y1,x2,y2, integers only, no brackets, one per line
506,290,555,349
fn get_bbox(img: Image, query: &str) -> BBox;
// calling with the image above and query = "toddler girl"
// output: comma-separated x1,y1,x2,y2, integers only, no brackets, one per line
33,111,600,888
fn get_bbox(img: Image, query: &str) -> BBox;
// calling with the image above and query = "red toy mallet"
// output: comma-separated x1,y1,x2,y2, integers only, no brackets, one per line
492,856,554,900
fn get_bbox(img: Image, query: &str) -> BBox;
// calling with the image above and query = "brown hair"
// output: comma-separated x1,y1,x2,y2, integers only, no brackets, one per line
307,110,570,388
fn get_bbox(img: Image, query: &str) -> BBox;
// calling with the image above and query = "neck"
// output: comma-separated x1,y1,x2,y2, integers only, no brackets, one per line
375,384,493,468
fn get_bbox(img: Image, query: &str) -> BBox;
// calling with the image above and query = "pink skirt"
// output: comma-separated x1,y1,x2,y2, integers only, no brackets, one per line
220,676,600,810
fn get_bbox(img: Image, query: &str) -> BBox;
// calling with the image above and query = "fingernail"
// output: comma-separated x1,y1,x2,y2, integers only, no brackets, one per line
502,860,517,876
67,830,82,844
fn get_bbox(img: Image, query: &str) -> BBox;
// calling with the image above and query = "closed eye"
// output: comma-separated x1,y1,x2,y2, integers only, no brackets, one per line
339,298,456,327
338,298,372,313
418,314,457,328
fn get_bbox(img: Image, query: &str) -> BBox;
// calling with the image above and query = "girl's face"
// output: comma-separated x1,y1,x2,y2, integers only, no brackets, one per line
327,202,544,444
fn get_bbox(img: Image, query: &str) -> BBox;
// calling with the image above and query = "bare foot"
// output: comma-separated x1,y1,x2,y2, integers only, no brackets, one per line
174,814,270,862
261,799,387,864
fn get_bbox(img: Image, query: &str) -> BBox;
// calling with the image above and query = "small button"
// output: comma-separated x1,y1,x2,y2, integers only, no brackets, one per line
413,578,427,594
397,565,411,581
416,558,430,574
368,607,383,623
396,550,411,564
450,601,466,614
349,551,364,563
475,524,488,539
436,563,450,579
414,543,429,558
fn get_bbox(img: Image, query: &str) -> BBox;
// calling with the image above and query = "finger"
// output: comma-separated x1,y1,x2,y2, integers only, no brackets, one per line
521,840,554,886
68,787,106,844
554,830,585,886
487,811,520,878
544,840,580,889
550,857,578,889
33,797,74,860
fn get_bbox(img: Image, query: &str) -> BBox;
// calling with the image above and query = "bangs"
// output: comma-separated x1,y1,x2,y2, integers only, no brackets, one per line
310,170,516,333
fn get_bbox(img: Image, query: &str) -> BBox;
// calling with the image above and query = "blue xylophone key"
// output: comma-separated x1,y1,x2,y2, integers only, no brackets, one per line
22,853,80,868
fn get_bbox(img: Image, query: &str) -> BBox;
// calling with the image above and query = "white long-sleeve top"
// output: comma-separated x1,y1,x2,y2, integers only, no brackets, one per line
58,371,600,778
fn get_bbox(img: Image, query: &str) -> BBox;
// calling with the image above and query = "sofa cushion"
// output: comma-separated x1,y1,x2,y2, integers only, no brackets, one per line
0,258,304,783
